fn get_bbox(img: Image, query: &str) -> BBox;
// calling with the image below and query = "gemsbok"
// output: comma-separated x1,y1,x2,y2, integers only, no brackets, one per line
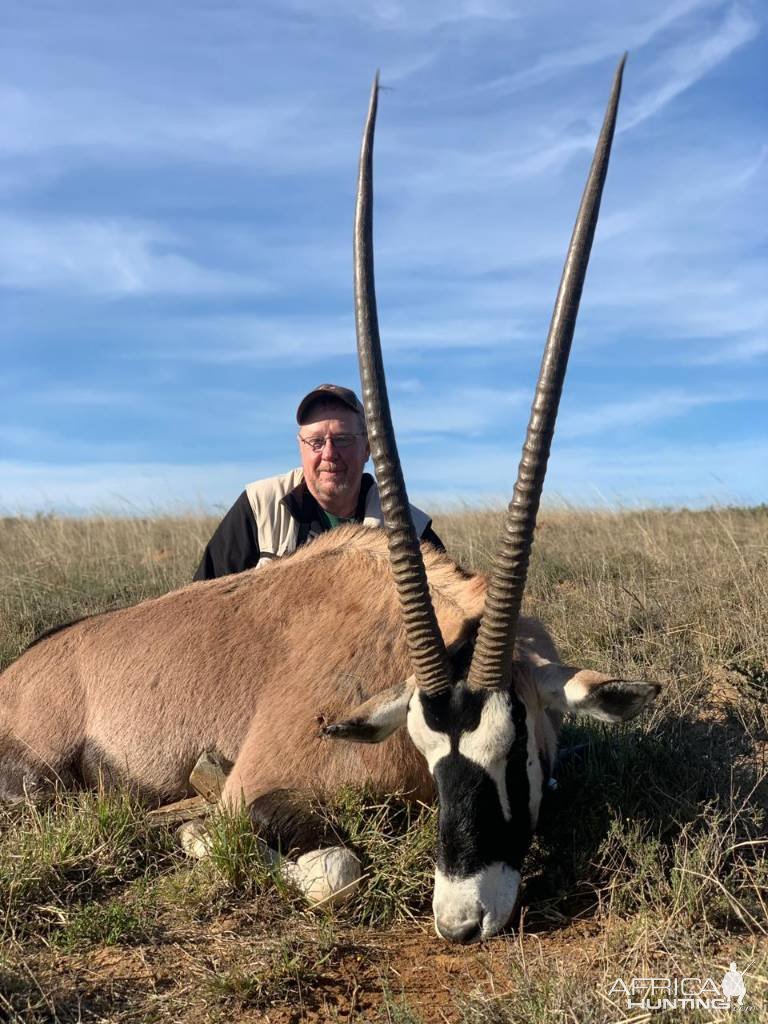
0,56,659,942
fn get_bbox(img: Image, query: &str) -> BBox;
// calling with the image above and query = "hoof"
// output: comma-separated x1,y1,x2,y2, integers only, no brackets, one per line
178,819,213,859
281,846,363,907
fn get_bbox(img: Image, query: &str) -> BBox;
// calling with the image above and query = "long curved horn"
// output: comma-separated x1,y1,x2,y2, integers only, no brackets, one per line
468,54,627,690
353,74,452,696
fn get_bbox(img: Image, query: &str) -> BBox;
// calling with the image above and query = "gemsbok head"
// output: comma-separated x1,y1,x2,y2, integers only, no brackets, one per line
324,56,659,942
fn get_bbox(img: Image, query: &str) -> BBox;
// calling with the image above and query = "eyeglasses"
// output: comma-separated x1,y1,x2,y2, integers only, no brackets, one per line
298,432,367,453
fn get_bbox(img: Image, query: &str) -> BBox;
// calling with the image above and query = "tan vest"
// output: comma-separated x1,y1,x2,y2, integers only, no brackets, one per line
245,468,432,567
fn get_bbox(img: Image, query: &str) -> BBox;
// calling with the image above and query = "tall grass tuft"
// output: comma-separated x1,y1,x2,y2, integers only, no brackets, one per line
0,789,175,942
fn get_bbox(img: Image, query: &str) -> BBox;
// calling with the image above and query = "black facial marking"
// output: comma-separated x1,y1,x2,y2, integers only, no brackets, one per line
504,690,532,863
449,640,475,680
435,755,521,875
420,684,487,748
421,684,534,878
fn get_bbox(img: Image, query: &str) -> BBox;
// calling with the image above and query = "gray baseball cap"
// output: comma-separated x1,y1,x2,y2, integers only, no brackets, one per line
296,384,366,424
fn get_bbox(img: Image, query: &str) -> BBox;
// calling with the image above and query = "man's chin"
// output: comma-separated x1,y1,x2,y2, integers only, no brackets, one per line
317,474,351,493
314,481,353,503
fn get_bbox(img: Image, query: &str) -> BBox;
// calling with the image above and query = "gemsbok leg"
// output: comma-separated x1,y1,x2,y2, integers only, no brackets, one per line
179,785,364,905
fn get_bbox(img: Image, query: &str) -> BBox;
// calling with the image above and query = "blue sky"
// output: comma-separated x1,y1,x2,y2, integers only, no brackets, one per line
1,0,766,513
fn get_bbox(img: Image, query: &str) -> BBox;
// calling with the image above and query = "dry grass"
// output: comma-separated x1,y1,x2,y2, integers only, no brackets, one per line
0,512,216,665
1,506,767,1022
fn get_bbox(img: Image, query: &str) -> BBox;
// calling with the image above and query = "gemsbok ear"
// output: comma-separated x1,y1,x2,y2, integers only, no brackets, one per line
535,666,660,723
322,679,414,743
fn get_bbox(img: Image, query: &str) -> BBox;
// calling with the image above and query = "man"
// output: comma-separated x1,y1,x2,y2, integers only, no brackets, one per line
194,383,443,580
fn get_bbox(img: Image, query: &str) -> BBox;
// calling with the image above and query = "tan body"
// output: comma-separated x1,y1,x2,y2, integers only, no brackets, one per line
0,526,561,808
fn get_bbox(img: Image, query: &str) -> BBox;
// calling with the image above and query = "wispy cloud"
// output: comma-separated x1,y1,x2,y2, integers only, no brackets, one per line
137,313,529,365
276,0,520,32
390,386,530,436
0,215,266,295
622,4,760,129
19,385,141,408
0,459,263,515
463,0,723,97
694,334,768,365
407,437,768,507
0,85,309,166
558,389,749,439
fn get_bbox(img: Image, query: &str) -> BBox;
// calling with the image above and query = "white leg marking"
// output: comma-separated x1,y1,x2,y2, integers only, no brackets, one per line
281,846,363,907
179,820,362,907
178,819,213,859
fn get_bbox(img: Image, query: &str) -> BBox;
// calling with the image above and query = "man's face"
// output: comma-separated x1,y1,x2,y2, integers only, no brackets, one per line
298,402,370,515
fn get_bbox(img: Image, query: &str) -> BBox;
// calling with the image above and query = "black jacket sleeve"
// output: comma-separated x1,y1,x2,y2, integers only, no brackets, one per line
194,491,261,581
422,523,445,553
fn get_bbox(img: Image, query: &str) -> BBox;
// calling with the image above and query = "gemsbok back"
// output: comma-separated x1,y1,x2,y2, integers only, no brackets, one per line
0,56,659,942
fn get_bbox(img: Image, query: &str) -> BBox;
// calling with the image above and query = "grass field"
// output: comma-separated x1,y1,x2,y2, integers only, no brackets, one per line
1,506,766,1022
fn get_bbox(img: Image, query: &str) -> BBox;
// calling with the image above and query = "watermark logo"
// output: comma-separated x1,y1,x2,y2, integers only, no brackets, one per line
722,963,747,1007
607,963,747,1012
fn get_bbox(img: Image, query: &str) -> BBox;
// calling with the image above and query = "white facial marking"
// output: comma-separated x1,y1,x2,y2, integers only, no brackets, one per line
434,862,520,941
457,692,516,820
407,694,451,772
